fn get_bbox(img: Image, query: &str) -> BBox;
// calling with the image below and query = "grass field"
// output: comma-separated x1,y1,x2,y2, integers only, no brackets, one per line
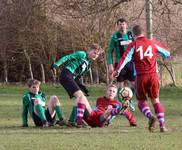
0,84,182,150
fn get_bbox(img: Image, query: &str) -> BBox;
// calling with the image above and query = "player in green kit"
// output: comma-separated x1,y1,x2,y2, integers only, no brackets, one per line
21,79,66,127
107,18,137,126
51,43,103,127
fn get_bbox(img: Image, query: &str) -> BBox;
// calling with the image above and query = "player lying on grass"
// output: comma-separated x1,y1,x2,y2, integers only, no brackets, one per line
68,84,132,128
21,79,66,127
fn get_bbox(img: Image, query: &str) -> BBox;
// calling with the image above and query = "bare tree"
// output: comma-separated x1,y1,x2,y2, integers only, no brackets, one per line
146,0,153,39
0,0,181,86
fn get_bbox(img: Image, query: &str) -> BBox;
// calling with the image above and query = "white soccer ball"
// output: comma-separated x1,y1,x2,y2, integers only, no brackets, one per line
119,87,133,100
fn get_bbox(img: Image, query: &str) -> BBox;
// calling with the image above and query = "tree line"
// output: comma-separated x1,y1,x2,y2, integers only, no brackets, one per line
0,0,181,86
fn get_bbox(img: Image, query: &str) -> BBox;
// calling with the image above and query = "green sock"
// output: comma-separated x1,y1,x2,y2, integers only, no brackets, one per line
100,115,106,123
55,106,64,120
68,106,77,122
84,108,90,117
35,104,47,122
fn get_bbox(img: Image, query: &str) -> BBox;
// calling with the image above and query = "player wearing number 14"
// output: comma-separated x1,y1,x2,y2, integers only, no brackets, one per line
112,25,170,132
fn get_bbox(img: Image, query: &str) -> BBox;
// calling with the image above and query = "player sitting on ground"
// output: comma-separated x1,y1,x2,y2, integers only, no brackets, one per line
21,79,66,127
68,84,130,127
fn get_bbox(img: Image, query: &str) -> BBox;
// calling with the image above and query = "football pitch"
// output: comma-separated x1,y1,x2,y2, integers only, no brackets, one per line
0,84,182,150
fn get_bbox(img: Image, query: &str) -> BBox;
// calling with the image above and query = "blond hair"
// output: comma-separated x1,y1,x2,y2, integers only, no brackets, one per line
107,84,117,89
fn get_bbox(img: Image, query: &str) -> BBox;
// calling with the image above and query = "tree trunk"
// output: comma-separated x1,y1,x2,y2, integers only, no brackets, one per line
145,0,153,39
95,68,99,84
158,64,164,87
1,47,8,83
89,68,93,84
3,60,8,83
170,63,176,86
103,51,110,84
24,49,33,79
40,63,45,83
163,63,177,87
80,76,84,84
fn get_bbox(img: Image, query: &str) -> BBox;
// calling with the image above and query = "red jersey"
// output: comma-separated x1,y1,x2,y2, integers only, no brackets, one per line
84,110,105,127
115,36,170,75
84,97,122,127
96,96,122,112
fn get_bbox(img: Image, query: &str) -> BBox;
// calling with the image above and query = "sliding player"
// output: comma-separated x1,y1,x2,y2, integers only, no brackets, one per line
68,84,130,127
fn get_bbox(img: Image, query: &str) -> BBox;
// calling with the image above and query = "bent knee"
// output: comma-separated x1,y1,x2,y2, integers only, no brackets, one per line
73,90,84,97
151,97,160,104
74,91,87,104
49,95,60,105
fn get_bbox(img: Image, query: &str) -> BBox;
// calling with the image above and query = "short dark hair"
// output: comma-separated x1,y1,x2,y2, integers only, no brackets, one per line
132,25,143,36
116,18,127,25
89,43,103,54
27,79,41,87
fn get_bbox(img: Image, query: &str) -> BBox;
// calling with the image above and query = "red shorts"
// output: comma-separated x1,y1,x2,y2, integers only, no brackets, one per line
136,73,159,100
85,110,105,127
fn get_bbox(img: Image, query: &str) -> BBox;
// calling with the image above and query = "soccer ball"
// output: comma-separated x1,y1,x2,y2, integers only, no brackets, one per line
118,87,133,100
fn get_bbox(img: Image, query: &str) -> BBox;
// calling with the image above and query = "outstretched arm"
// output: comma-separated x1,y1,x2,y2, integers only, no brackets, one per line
53,51,87,68
153,40,170,58
111,43,135,80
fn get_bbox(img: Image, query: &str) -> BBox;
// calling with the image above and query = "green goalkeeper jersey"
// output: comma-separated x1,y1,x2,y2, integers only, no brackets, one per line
21,91,46,126
53,51,91,79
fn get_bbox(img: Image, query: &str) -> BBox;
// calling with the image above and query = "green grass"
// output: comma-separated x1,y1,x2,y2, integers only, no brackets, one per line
0,84,182,150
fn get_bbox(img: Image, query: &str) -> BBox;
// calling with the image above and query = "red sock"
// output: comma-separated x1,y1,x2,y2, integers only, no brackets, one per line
123,110,136,125
153,102,165,128
138,100,153,119
111,107,121,116
76,103,86,125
